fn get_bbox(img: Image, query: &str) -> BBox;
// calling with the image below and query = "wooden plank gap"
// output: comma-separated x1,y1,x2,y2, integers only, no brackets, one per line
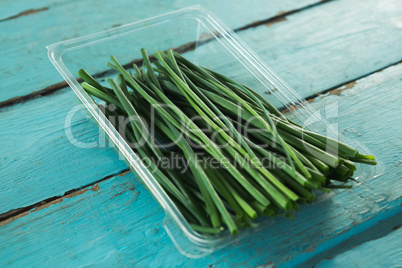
0,168,129,226
235,0,334,31
0,1,334,109
282,60,402,114
0,7,49,23
299,208,402,267
0,80,74,110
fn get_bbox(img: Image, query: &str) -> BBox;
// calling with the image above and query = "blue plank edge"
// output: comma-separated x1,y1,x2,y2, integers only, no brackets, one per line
281,203,402,267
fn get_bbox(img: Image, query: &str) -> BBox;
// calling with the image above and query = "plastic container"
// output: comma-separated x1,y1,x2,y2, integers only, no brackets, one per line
47,6,379,258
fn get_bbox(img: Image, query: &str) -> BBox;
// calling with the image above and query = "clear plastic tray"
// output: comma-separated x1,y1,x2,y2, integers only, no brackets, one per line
47,6,379,258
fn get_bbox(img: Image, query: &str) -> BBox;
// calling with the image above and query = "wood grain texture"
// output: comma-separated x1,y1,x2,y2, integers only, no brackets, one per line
3,0,402,106
0,89,128,214
295,212,402,267
1,0,401,265
0,0,401,216
0,0,320,103
315,227,402,268
191,0,402,104
0,0,54,21
1,62,401,267
0,0,317,26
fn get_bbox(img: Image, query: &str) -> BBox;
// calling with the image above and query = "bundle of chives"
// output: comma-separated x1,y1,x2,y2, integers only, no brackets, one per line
78,49,376,235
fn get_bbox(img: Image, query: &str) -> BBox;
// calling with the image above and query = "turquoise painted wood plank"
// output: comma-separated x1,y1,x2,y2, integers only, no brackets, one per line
1,62,401,267
191,0,402,106
0,0,318,25
291,211,402,267
0,0,400,111
0,0,320,102
315,227,402,268
0,172,167,267
0,89,128,214
0,0,55,20
1,0,401,215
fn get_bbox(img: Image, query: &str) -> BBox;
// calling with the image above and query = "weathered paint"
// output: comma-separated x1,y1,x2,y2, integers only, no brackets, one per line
293,211,402,267
316,227,402,268
187,0,402,103
2,0,402,104
0,89,128,214
0,0,51,21
1,62,401,267
1,0,401,215
1,0,401,266
0,0,318,25
0,0,321,102
0,0,323,213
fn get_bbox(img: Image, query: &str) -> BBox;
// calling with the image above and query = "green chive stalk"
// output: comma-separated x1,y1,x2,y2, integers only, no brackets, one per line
77,49,376,236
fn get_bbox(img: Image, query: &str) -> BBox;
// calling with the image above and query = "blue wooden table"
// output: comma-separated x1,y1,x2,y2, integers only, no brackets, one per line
1,0,401,267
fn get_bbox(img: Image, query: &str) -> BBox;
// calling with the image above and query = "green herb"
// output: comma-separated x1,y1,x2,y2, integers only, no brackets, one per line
78,49,376,236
